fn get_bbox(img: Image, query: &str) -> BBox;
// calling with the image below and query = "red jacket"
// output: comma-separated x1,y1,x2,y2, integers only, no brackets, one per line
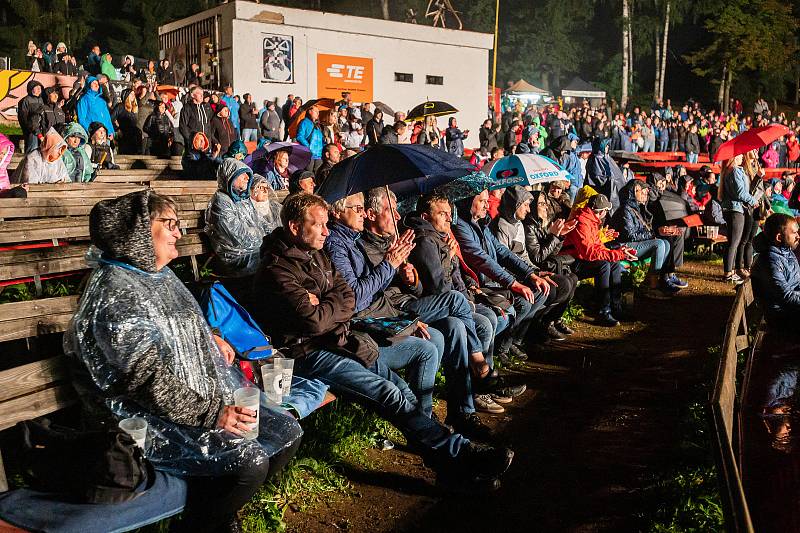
561,206,627,262
788,139,800,162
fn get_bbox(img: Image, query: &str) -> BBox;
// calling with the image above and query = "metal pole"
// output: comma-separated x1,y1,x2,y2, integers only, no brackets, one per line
491,0,500,118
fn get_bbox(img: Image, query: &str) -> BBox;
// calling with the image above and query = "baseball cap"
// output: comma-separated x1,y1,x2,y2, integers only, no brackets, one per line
589,194,612,211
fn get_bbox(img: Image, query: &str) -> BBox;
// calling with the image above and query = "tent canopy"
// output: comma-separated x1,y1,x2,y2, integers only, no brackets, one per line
506,79,550,95
561,77,606,99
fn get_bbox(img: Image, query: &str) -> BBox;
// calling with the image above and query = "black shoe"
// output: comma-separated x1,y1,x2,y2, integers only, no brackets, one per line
554,320,575,335
471,371,499,394
546,322,567,341
509,344,529,361
597,310,619,327
446,412,494,441
496,383,527,398
451,442,514,481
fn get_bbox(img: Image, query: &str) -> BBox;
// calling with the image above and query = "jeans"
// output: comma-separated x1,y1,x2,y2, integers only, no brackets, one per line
567,184,579,203
294,348,468,459
669,139,679,152
475,303,508,368
403,290,482,353
643,139,655,152
379,334,441,417
686,152,698,164
241,128,258,142
662,229,686,271
573,259,623,312
723,209,755,272
425,319,475,416
537,272,578,325
658,138,669,152
497,290,544,354
623,238,671,273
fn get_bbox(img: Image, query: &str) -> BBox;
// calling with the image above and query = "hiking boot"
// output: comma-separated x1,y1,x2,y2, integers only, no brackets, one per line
509,344,529,361
554,319,575,335
597,310,619,327
446,412,494,441
546,322,567,341
473,394,505,414
668,274,688,288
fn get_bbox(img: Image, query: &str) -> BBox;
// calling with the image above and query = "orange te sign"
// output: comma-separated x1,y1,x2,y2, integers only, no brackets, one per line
316,54,373,102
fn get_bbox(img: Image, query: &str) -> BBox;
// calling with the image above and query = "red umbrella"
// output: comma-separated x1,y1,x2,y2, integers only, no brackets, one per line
712,124,790,162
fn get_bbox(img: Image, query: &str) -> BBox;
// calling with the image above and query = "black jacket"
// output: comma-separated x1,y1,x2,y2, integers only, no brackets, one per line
365,118,384,145
405,214,470,296
179,101,212,146
18,81,45,136
54,60,77,76
208,115,237,155
479,126,500,152
239,102,258,130
250,228,357,360
144,110,173,141
260,109,281,139
41,98,66,135
685,132,701,154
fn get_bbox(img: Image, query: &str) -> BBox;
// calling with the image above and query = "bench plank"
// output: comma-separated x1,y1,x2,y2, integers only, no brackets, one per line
0,384,77,432
0,357,69,403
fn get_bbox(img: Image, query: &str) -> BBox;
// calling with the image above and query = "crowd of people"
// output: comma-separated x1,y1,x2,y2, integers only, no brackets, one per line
9,40,800,530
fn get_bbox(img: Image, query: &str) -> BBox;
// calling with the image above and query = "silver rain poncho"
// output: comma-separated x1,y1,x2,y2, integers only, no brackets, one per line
250,173,283,235
205,158,268,277
64,190,301,477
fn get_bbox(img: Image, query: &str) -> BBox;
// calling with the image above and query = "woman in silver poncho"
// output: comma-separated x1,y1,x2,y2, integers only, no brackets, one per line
64,190,302,532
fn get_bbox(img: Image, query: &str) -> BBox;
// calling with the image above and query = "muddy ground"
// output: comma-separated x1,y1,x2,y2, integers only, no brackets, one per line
284,259,734,533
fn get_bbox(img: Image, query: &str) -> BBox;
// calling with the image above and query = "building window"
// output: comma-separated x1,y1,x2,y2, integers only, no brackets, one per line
395,72,413,83
426,75,444,85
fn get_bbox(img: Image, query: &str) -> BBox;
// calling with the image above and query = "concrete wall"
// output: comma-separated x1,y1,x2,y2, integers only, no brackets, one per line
161,1,493,145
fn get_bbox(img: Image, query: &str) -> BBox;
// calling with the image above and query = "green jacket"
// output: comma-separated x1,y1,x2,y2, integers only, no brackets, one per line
62,122,94,182
100,55,118,81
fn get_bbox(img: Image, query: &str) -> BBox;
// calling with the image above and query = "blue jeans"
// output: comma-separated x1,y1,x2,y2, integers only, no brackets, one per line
379,334,440,417
241,128,258,142
568,184,579,203
573,259,623,313
658,138,669,152
624,238,670,273
497,290,544,354
686,152,698,164
643,139,655,152
403,290,482,354
294,348,468,458
425,319,475,416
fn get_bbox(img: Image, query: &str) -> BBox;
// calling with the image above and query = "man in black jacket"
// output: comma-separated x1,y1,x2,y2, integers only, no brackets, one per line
250,192,514,490
239,93,259,142
18,81,45,153
281,94,294,141
179,86,212,149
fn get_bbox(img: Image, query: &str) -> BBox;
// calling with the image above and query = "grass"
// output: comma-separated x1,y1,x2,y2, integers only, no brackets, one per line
0,123,22,137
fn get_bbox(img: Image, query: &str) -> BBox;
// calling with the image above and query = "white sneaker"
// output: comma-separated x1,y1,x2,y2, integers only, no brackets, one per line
473,394,505,414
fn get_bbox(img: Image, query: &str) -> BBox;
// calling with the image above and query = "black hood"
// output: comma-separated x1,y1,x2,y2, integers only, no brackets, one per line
549,134,573,154
26,80,44,97
403,213,443,239
89,190,157,272
497,185,533,222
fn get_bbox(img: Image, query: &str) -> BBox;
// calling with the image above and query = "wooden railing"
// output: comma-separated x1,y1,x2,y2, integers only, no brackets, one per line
709,280,757,533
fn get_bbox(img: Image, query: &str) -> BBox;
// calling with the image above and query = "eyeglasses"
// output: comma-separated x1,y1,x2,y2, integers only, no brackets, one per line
345,204,365,213
155,217,181,231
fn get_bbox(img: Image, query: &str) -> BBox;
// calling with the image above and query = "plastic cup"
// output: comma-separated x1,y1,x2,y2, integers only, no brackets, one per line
260,365,283,404
277,358,294,400
119,417,147,449
233,387,261,440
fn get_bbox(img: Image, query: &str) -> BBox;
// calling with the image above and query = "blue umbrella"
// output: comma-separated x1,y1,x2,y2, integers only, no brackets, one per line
244,141,311,176
315,144,475,204
484,153,571,189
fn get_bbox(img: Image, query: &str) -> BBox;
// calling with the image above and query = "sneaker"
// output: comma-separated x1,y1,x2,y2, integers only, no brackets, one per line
509,344,529,361
668,274,688,288
546,322,567,341
554,320,575,335
724,273,744,284
597,310,619,327
446,412,494,441
490,392,513,404
451,441,514,481
473,394,505,414
494,378,527,398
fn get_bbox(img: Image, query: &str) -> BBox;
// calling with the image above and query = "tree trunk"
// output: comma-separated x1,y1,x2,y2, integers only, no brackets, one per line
795,69,799,105
654,30,661,101
621,0,630,110
659,0,670,100
718,62,727,110
379,0,389,20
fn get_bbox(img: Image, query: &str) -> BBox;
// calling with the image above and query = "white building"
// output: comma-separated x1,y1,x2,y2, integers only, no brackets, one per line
158,0,493,134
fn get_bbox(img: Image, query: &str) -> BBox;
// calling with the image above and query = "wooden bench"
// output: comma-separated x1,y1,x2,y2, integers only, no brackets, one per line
710,280,758,532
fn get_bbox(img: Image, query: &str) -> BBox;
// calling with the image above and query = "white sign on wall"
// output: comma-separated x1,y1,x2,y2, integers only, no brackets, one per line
262,34,293,83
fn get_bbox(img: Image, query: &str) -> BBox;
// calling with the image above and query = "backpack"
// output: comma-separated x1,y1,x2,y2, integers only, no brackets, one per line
199,282,274,382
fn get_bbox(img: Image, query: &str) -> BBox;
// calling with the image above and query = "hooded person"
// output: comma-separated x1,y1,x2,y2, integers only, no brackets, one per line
223,140,248,161
204,159,266,280
77,76,115,138
41,86,66,134
209,101,237,156
112,88,143,155
61,122,94,183
12,127,69,184
18,80,45,152
586,138,628,213
546,134,583,201
249,174,283,234
182,132,222,180
87,121,118,171
0,133,15,191
63,190,301,531
100,53,118,81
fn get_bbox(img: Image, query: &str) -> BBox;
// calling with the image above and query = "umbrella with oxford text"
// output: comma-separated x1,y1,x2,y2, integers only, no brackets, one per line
712,124,790,162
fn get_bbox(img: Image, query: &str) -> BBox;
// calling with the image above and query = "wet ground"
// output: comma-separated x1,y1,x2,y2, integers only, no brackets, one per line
284,259,734,533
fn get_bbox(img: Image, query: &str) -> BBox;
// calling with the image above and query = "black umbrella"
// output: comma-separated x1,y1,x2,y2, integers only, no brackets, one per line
654,190,692,225
609,150,645,163
372,101,395,117
316,144,474,204
406,101,459,122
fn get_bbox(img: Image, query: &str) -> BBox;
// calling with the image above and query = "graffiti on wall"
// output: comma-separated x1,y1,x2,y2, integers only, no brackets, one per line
0,70,76,120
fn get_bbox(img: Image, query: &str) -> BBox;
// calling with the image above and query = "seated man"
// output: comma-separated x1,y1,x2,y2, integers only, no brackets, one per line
609,179,683,298
751,213,800,331
205,159,266,282
65,190,302,532
561,193,632,326
315,143,341,190
452,191,551,359
249,192,514,488
490,186,578,341
324,188,500,433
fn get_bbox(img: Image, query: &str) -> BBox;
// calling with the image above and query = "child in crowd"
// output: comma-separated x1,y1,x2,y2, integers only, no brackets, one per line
62,122,94,182
87,122,119,171
183,132,222,180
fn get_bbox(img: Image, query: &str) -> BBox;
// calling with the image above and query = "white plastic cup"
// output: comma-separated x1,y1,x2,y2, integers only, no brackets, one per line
233,387,261,440
276,358,294,400
119,417,148,449
261,365,283,404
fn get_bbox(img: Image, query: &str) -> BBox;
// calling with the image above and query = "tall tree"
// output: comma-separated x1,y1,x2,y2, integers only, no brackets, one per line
658,0,670,100
621,0,630,109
